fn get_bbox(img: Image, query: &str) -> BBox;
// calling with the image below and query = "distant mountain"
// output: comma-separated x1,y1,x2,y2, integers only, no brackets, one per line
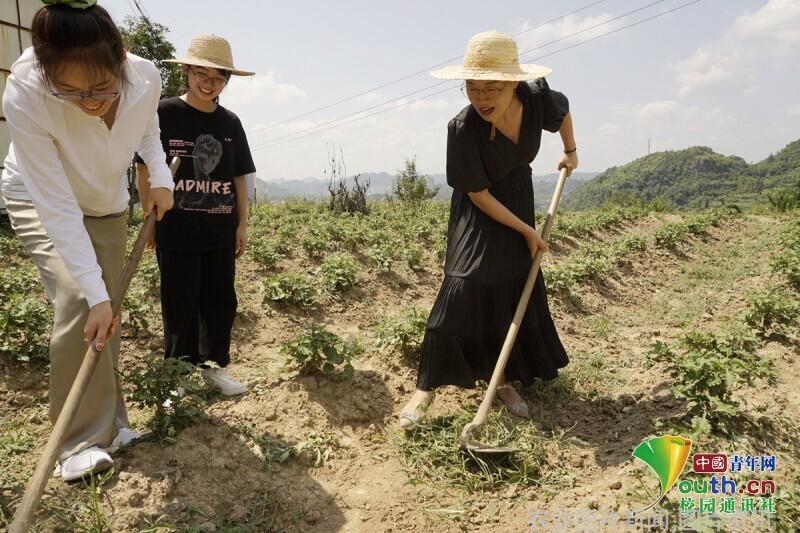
253,170,599,207
562,140,800,210
532,172,598,209
750,138,800,185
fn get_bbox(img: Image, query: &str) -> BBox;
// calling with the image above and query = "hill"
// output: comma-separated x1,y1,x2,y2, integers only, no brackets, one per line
563,139,800,210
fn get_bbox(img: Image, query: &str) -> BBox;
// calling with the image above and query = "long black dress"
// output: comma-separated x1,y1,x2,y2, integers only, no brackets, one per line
416,78,569,391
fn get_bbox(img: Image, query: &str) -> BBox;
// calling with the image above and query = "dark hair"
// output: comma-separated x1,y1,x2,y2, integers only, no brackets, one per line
31,4,128,89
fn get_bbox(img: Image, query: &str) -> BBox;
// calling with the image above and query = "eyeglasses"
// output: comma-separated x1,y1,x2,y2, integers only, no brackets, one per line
51,90,120,102
190,67,228,88
460,83,507,99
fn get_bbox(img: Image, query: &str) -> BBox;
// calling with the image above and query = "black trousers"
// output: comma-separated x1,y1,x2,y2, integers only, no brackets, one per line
156,247,237,367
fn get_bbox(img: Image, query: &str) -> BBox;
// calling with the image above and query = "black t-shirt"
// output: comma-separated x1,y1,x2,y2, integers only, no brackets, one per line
137,97,256,251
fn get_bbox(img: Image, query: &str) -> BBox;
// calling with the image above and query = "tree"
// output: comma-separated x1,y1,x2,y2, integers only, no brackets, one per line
119,15,182,99
118,15,182,218
393,157,439,205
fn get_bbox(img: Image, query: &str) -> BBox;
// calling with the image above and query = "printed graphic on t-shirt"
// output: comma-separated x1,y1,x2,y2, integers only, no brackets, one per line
168,134,235,213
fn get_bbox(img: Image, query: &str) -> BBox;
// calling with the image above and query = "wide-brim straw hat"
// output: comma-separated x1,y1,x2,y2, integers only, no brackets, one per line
431,30,551,81
166,34,254,76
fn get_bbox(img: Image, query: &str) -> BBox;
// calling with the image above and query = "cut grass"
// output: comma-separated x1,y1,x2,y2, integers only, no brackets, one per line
393,409,565,493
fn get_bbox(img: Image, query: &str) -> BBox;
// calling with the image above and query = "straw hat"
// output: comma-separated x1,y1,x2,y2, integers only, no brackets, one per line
166,34,254,76
431,30,550,81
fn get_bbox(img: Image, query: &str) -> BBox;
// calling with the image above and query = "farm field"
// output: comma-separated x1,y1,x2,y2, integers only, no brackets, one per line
1,200,798,532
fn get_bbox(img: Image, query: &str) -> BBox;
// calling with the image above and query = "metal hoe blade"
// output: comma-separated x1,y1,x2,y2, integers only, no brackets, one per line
460,421,519,454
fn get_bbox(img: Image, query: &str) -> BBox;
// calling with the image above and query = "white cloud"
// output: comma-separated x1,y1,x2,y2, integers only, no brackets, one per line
672,48,746,97
671,0,799,97
514,13,620,55
223,72,306,108
788,104,800,117
731,0,800,44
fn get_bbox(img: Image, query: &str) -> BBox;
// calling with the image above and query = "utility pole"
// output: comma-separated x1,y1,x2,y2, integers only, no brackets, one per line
647,137,651,155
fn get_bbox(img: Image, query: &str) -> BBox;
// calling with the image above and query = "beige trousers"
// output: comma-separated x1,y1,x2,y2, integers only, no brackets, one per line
4,197,129,461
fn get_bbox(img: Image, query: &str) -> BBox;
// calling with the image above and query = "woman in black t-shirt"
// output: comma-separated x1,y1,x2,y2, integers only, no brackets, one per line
398,31,579,429
137,34,256,396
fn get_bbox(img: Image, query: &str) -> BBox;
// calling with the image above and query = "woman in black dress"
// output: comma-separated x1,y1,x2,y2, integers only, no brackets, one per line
399,31,578,429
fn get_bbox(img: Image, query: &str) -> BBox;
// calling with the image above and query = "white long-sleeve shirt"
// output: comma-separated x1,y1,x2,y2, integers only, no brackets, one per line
1,49,174,307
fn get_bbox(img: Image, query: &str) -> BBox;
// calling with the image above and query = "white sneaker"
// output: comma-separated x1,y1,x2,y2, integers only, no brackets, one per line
107,427,146,454
202,368,247,396
55,446,113,482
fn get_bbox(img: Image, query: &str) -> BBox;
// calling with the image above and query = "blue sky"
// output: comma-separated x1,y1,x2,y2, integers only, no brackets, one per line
103,0,799,180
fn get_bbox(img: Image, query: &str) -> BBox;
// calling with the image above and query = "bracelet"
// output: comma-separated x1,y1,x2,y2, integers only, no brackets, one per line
563,146,577,154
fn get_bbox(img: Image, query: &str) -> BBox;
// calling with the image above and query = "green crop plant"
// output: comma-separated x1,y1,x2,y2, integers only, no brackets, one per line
649,329,776,435
743,287,800,336
123,355,205,445
262,272,318,310
281,323,361,378
318,253,359,293
374,307,429,363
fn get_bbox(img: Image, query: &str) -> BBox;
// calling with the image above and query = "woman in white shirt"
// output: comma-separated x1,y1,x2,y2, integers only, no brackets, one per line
1,0,173,480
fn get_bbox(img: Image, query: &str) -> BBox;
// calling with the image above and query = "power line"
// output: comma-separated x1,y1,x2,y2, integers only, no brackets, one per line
131,0,153,21
252,0,670,150
251,84,457,152
251,0,691,152
248,0,609,135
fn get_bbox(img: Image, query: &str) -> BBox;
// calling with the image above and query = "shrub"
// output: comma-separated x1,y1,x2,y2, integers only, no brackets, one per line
602,192,642,209
544,255,606,292
771,219,800,288
262,272,318,309
374,307,429,363
0,294,51,362
248,235,284,269
301,225,332,259
0,268,39,295
649,329,775,435
318,253,359,293
772,251,800,289
646,197,675,213
0,230,24,256
326,147,370,214
434,232,448,262
123,288,152,337
123,355,205,444
654,223,688,249
366,243,396,274
393,157,439,204
0,269,51,362
281,324,361,377
403,245,424,272
742,287,800,336
135,254,161,290
613,234,647,255
767,184,800,212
